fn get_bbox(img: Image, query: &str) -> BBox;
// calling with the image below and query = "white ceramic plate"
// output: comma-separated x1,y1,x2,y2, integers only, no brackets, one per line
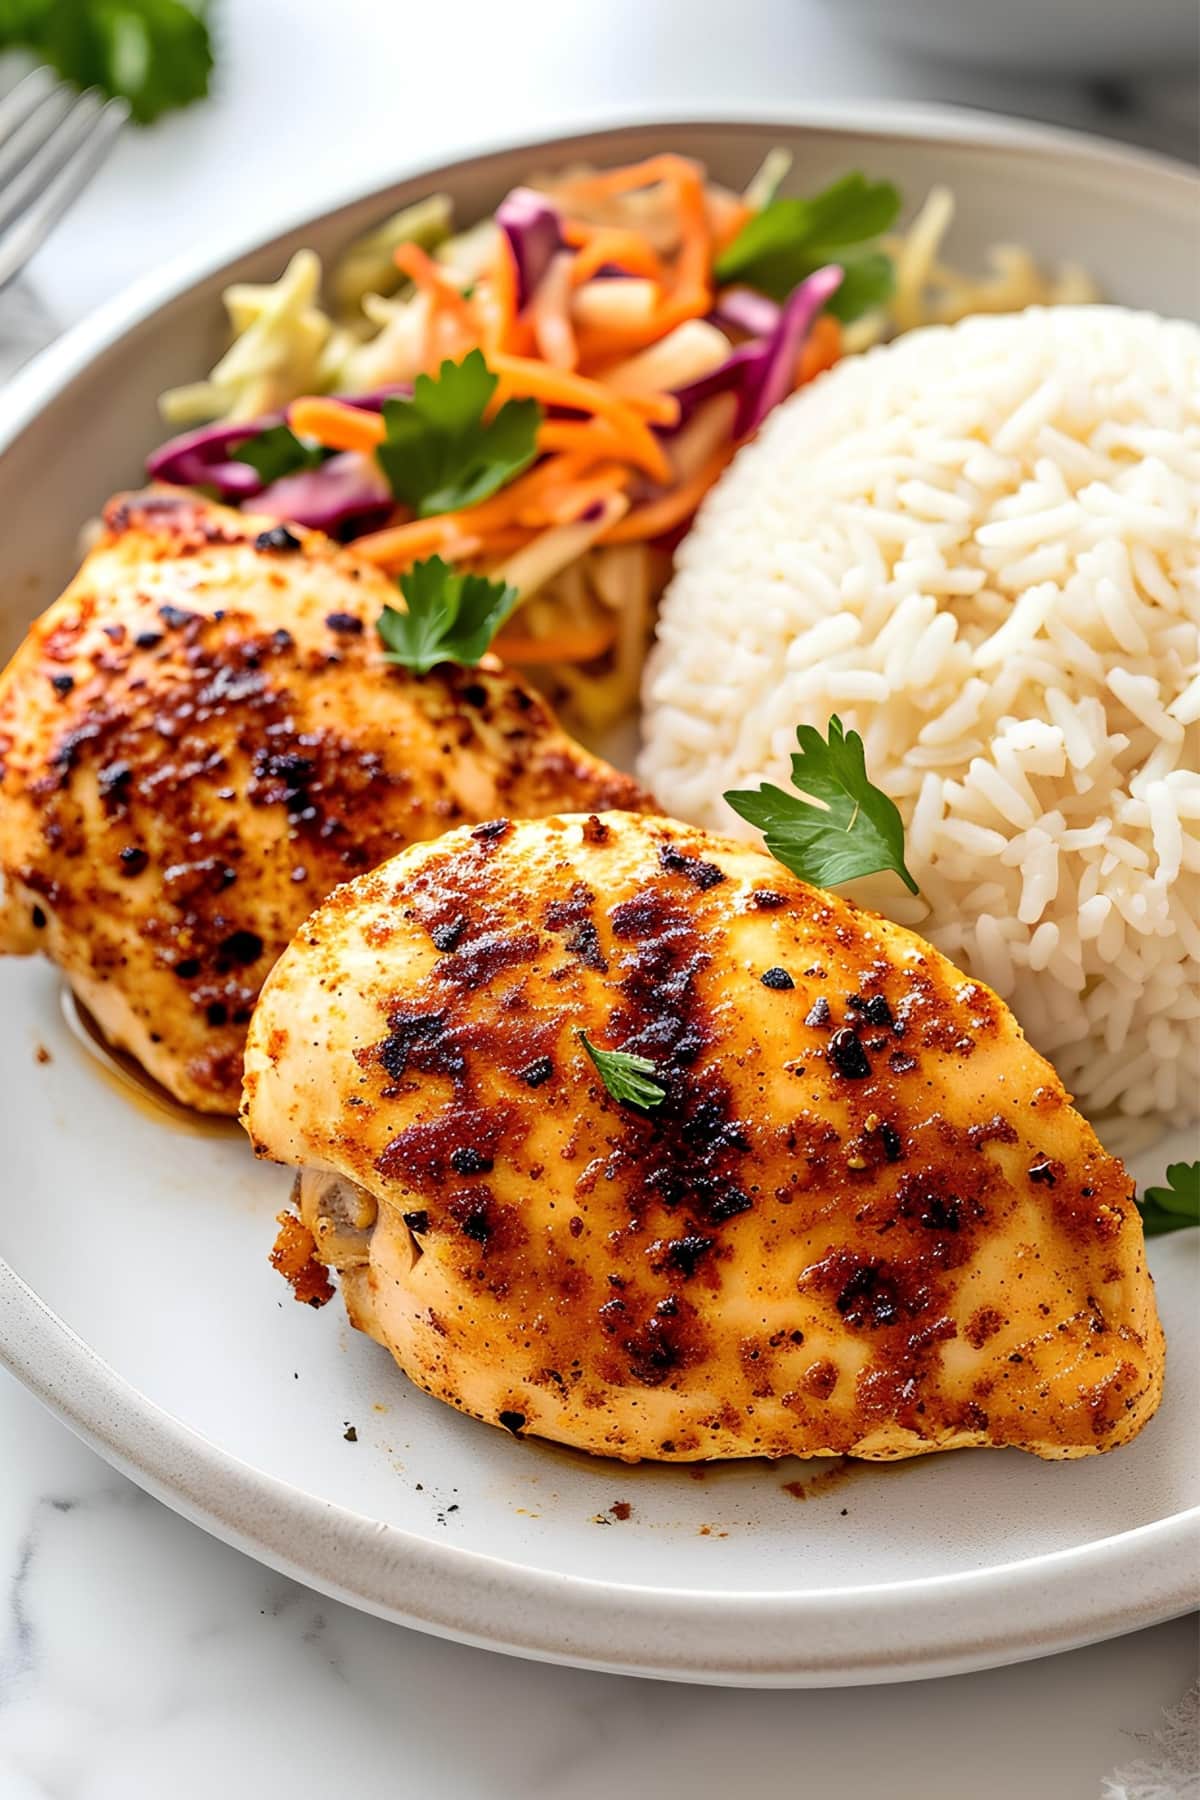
2,109,1198,1688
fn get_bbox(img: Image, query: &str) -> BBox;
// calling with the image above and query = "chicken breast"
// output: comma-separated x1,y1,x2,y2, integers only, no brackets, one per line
0,493,647,1113
243,810,1164,1463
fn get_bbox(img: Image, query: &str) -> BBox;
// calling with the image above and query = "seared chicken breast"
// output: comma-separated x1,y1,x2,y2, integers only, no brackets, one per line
0,493,647,1112
243,811,1164,1463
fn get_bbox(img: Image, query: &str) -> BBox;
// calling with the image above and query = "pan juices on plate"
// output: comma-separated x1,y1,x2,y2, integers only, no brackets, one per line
243,806,1164,1464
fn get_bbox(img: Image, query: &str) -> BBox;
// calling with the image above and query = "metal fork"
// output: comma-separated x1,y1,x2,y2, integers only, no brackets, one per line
0,68,128,293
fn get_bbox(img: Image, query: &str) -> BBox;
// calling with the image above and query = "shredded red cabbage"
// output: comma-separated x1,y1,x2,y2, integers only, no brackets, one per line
250,452,393,536
145,415,279,498
671,265,843,438
145,387,410,506
496,187,564,310
711,287,781,338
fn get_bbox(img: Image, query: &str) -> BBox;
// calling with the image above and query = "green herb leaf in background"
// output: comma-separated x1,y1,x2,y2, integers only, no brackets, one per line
1,0,214,124
725,716,919,895
234,424,326,485
716,172,901,321
375,349,541,518
1137,1162,1200,1237
376,555,518,675
578,1031,666,1111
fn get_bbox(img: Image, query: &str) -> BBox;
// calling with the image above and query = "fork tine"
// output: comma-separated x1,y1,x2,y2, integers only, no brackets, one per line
0,89,106,241
0,81,73,195
0,96,128,294
0,68,59,149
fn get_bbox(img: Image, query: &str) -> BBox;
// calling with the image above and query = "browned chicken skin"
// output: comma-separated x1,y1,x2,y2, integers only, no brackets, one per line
0,493,647,1112
243,811,1164,1463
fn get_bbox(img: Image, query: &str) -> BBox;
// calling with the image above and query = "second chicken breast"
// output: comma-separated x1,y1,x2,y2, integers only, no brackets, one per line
0,492,647,1113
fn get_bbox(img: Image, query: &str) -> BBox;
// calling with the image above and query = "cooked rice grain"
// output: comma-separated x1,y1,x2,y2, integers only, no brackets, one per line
641,307,1200,1133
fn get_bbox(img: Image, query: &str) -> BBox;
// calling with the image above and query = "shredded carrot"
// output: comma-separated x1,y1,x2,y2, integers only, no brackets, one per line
471,526,536,559
485,230,518,345
288,396,385,454
797,312,842,384
352,515,464,567
487,353,672,484
393,242,476,326
523,463,629,528
599,446,730,544
566,227,664,285
648,161,712,336
707,190,752,253
535,417,628,458
351,451,599,567
493,620,617,665
553,153,703,204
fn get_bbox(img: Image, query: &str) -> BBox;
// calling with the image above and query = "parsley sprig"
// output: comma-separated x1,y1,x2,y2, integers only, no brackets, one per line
725,716,918,895
578,1031,665,1110
716,172,900,322
234,424,325,485
1,0,214,124
1137,1162,1200,1237
376,556,518,675
376,349,541,517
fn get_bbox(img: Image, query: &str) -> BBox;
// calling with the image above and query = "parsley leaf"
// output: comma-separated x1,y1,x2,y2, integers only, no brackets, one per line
578,1031,665,1110
725,716,919,895
234,424,325,485
375,556,518,675
375,349,541,517
3,0,214,124
1137,1162,1200,1237
715,172,900,320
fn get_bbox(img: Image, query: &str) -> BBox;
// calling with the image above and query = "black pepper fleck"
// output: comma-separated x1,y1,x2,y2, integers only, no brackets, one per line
664,1234,715,1278
255,524,303,553
216,929,264,967
158,603,196,630
49,673,75,696
471,817,511,843
450,1146,493,1176
498,1411,526,1435
829,1027,871,1079
402,1210,429,1235
879,1123,904,1162
430,917,467,952
658,843,726,890
118,846,148,876
848,993,894,1028
324,610,364,634
760,966,795,991
518,1056,553,1088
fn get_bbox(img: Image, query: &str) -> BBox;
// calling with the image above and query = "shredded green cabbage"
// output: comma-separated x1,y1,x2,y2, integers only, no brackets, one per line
159,249,337,425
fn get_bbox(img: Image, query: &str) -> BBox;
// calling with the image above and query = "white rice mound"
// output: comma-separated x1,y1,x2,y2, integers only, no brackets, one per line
641,306,1200,1138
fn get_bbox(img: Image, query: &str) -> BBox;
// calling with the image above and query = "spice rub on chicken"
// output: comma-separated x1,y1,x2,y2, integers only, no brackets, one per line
0,492,648,1113
242,811,1164,1463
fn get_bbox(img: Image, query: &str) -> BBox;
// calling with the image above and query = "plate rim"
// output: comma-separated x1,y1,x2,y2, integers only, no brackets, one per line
2,100,1198,1686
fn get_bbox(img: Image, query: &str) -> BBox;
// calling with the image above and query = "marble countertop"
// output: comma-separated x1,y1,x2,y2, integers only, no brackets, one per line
1,2,1197,1791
